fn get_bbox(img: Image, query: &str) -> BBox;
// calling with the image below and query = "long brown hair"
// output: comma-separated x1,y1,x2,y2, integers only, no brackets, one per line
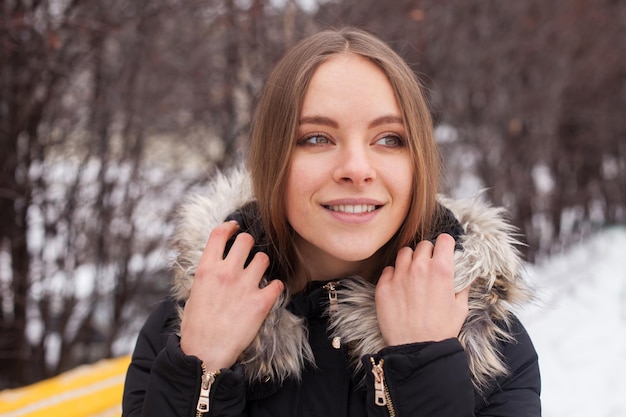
247,27,441,282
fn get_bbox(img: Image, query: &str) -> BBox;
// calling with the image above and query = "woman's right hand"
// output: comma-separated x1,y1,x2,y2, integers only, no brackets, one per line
179,221,284,370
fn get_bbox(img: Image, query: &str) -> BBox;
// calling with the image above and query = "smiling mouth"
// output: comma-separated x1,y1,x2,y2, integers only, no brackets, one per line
324,204,381,214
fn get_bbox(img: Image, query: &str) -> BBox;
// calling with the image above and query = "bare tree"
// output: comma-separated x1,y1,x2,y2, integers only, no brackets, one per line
0,0,317,388
1,0,93,386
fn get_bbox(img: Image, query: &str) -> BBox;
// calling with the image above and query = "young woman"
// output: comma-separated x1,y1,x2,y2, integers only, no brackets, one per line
122,28,541,416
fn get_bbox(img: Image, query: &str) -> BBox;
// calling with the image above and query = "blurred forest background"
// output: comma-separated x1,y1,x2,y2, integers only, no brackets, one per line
1,0,624,389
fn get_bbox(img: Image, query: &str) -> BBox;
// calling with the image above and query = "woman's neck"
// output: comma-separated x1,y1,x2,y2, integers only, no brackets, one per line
288,236,381,293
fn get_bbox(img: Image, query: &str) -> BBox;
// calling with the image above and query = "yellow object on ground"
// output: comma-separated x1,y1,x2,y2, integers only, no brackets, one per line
0,355,130,417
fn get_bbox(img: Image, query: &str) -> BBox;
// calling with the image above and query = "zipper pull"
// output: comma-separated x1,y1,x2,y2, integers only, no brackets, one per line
370,357,387,406
323,281,342,349
197,364,219,414
324,281,338,315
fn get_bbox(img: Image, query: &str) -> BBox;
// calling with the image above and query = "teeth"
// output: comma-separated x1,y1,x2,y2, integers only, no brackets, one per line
328,204,376,213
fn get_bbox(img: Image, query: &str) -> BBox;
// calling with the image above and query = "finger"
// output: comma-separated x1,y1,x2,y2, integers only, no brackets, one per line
263,279,285,304
378,265,395,285
394,247,414,270
202,221,240,261
413,239,435,260
244,251,271,279
432,233,456,259
225,232,256,266
260,279,285,307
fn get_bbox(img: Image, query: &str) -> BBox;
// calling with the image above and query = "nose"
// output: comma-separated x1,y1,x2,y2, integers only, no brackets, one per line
333,143,376,185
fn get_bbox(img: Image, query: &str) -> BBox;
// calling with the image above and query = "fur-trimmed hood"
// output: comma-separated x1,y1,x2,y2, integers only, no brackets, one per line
171,166,533,393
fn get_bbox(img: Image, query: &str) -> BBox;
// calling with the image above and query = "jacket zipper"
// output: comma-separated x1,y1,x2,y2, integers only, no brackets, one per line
370,357,396,417
323,281,342,349
196,363,219,416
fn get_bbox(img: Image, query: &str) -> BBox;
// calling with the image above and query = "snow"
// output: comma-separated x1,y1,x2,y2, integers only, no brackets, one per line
519,226,626,417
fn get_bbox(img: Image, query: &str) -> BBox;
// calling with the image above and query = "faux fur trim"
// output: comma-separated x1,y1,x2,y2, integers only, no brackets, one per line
171,166,314,382
441,195,533,390
170,166,533,391
171,166,253,302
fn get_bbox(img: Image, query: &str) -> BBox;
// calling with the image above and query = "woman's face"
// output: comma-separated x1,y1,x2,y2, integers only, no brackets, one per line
285,53,414,281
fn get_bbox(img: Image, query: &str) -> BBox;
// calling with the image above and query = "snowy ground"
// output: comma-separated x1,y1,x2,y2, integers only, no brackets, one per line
519,226,626,417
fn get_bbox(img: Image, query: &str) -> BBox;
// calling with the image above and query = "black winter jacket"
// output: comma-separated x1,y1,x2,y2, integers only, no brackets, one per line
123,289,540,416
122,167,541,416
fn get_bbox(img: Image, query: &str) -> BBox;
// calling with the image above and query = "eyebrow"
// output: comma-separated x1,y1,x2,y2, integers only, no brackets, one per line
298,114,404,129
368,115,404,129
298,116,339,128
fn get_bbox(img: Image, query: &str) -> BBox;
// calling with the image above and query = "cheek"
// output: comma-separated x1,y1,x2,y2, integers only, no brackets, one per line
401,175,414,207
390,159,414,204
284,163,310,218
286,155,320,194
393,170,415,224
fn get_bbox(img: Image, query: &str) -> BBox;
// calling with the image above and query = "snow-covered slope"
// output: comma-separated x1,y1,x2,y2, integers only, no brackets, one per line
520,227,626,417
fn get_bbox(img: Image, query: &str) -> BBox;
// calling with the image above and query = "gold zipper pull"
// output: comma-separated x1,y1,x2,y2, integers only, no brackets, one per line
323,281,342,349
197,364,219,414
370,357,387,406
324,281,338,315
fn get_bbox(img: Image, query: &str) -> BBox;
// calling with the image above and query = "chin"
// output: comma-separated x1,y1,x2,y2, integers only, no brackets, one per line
334,248,379,263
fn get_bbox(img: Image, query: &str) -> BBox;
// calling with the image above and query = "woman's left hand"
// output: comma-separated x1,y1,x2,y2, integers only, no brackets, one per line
375,233,470,346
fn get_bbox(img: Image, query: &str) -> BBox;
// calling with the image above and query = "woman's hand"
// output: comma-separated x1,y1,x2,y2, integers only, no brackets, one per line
180,221,284,370
375,233,469,346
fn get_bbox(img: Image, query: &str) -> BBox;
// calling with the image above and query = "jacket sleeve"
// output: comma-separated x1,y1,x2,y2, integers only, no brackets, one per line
363,338,476,417
475,317,541,416
362,316,541,417
122,298,247,417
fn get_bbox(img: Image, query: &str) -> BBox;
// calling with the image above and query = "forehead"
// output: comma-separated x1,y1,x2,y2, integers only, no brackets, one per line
301,53,401,119
307,53,389,93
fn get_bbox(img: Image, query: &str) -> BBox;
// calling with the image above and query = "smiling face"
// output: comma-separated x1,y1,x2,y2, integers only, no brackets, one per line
285,53,414,283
